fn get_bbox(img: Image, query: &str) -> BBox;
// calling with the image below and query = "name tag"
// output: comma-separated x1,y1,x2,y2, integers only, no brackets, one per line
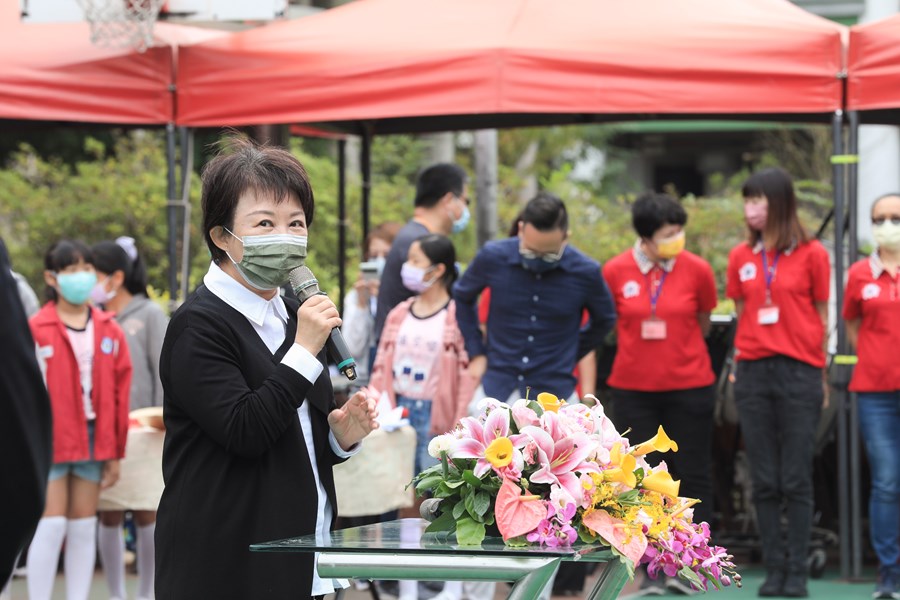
38,345,54,359
641,318,667,340
758,305,780,326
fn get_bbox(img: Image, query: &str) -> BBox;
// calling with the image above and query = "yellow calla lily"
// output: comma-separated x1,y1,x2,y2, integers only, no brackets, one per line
485,436,514,468
641,469,681,498
537,392,563,413
603,442,638,488
603,466,637,489
632,426,679,456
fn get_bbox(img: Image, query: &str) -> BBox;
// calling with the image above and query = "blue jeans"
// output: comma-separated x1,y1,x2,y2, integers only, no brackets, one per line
734,356,823,572
396,395,439,475
858,391,900,566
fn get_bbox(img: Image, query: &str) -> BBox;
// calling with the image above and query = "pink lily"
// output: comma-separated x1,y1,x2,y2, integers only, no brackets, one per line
452,409,525,478
520,422,599,501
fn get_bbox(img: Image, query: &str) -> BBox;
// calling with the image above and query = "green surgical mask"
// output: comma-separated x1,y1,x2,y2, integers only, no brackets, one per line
224,228,308,290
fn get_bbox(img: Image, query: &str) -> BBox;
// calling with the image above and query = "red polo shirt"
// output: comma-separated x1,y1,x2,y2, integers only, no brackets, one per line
603,249,718,391
842,256,900,392
726,240,830,368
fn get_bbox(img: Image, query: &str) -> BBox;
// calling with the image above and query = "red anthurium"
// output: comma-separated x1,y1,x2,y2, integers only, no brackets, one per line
495,477,546,541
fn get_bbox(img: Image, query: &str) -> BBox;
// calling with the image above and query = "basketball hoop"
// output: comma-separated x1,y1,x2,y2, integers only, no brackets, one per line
76,0,165,52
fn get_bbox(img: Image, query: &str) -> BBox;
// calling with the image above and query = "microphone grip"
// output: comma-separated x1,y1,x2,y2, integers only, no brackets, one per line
327,327,358,381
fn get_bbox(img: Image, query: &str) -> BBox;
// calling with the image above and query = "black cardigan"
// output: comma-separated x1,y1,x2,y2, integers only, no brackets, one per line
156,285,343,599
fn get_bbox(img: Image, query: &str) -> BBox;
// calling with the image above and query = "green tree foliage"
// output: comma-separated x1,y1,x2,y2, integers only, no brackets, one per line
0,131,191,301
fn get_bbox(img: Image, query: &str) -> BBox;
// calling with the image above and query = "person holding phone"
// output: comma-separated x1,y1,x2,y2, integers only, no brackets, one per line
342,222,401,381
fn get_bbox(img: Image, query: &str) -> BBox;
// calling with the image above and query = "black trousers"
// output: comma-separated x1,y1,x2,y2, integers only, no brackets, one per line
733,356,823,572
610,385,716,525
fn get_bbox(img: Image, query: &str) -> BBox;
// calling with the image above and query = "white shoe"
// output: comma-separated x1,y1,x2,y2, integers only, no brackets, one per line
431,592,461,600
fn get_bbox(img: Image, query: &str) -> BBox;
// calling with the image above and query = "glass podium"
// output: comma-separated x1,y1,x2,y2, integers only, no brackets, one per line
251,518,630,600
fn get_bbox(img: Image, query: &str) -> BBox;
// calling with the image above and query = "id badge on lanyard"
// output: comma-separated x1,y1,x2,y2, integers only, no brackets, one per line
757,249,780,326
641,270,668,340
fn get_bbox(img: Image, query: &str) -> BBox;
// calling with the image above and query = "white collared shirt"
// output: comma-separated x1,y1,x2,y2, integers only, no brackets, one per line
204,262,352,595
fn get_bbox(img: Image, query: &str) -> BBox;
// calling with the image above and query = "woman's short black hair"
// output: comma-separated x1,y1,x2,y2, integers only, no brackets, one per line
631,192,688,239
520,192,568,232
201,135,315,264
414,233,457,291
92,239,149,297
414,163,467,208
43,239,92,302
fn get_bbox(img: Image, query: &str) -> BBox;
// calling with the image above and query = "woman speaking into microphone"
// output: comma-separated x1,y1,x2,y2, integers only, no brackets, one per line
155,137,378,600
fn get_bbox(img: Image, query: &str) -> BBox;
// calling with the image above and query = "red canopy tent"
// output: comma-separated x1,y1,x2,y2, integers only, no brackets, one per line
847,13,900,122
176,0,845,132
0,4,224,125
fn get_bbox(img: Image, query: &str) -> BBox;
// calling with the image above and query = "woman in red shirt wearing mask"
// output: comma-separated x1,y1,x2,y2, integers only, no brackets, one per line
843,193,900,600
726,168,830,598
602,192,718,595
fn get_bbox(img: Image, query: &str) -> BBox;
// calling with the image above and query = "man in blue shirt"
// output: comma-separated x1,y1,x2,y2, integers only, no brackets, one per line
374,163,470,344
453,193,616,403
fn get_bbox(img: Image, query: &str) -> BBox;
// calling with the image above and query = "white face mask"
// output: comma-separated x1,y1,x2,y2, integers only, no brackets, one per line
401,262,436,294
873,220,900,251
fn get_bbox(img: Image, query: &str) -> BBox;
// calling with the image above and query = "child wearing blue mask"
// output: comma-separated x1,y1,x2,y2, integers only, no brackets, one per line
27,239,132,600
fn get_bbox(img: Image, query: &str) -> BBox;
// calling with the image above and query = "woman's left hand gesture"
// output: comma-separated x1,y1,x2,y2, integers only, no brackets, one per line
329,389,379,451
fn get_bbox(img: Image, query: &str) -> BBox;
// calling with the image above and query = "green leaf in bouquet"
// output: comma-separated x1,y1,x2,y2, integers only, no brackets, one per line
464,489,486,522
424,509,457,534
578,527,602,544
472,490,491,517
701,568,722,591
452,499,467,521
677,566,703,591
415,475,444,494
444,480,466,489
526,401,544,416
616,489,643,506
455,515,486,546
462,470,482,488
504,535,529,547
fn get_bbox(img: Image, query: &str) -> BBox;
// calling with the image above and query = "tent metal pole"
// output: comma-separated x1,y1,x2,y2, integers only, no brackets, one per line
338,138,347,316
360,127,372,243
166,123,179,307
848,112,860,263
832,109,850,581
846,110,862,580
179,127,194,303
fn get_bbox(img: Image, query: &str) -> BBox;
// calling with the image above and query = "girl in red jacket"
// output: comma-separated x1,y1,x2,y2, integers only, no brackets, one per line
27,240,132,600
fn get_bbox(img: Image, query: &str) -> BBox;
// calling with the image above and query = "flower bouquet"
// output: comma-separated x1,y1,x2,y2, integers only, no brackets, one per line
414,392,741,592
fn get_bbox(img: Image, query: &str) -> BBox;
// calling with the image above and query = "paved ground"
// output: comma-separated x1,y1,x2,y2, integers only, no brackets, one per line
4,565,882,598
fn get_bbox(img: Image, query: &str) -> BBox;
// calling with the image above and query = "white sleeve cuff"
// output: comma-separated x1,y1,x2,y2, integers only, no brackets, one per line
281,343,324,384
330,431,361,458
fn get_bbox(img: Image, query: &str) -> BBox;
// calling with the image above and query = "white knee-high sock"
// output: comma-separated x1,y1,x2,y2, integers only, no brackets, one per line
26,516,67,600
97,523,127,599
136,523,156,599
64,516,97,600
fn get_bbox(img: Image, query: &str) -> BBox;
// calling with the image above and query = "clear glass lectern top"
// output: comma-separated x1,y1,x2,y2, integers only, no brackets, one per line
251,518,616,563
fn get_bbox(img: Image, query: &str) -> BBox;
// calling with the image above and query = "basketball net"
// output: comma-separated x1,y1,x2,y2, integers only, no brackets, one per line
76,0,165,52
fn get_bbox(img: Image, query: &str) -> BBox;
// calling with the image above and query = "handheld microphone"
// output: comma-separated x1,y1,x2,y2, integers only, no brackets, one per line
289,266,358,381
